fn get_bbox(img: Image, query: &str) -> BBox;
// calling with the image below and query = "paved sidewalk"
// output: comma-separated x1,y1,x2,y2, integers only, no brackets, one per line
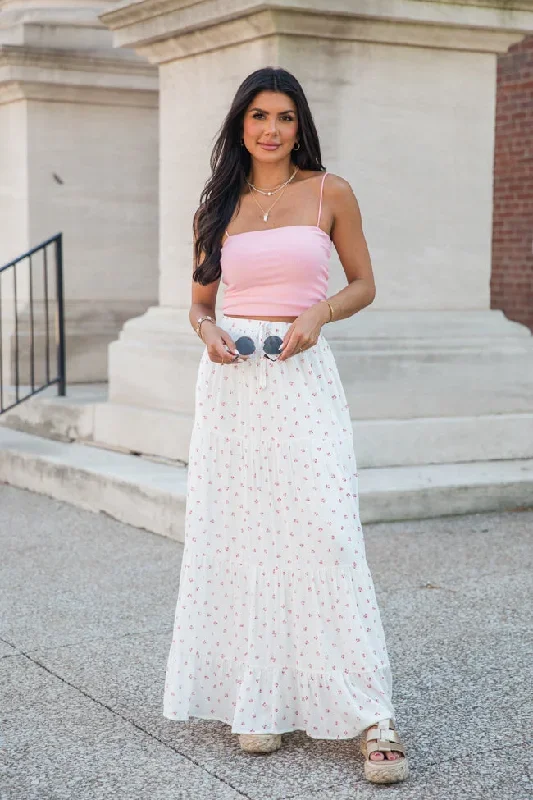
1,485,531,800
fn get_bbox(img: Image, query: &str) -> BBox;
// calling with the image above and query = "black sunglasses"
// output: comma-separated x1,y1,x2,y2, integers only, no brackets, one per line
234,334,283,361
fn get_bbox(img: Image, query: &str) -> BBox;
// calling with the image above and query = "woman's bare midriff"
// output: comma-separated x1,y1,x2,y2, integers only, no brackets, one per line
225,314,297,322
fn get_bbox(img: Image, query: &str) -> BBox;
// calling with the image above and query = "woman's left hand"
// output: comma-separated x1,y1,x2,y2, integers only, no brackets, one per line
278,302,329,361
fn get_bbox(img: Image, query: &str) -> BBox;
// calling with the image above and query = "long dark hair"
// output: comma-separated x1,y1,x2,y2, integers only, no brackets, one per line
193,67,325,285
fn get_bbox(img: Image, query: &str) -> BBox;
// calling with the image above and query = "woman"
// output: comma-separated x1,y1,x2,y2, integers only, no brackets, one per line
163,67,408,785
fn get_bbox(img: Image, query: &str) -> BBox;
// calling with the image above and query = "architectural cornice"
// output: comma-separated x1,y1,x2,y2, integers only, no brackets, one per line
0,43,157,100
0,5,111,30
0,78,157,104
100,0,533,32
98,0,533,62
0,0,111,9
0,42,155,75
418,0,533,10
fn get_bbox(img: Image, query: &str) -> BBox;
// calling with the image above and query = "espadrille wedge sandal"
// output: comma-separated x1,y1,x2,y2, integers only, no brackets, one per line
238,733,282,753
360,719,409,784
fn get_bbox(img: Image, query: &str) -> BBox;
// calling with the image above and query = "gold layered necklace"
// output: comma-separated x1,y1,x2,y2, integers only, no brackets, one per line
248,166,299,223
246,166,298,196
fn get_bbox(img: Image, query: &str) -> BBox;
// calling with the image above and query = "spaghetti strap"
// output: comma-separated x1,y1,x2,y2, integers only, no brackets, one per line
317,171,328,228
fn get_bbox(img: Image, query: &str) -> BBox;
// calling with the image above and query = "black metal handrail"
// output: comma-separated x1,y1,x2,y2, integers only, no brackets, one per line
0,233,66,415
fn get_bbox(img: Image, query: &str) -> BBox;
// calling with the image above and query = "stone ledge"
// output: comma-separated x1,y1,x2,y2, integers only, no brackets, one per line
0,43,156,74
0,80,158,105
0,41,158,100
0,427,532,538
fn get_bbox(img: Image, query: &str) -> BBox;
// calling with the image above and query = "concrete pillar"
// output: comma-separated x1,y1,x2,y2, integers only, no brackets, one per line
95,0,533,464
0,0,159,384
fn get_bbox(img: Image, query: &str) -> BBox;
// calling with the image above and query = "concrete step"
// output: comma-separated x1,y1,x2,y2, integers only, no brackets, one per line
0,427,187,541
1,427,532,539
2,385,533,468
0,385,106,443
354,413,533,467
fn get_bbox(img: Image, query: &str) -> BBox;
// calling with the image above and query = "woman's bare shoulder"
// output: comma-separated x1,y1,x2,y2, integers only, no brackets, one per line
322,172,359,210
294,168,325,182
296,170,353,190
295,170,358,208
323,172,355,194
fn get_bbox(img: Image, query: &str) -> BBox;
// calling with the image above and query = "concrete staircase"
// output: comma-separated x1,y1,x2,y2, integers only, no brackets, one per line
1,384,532,541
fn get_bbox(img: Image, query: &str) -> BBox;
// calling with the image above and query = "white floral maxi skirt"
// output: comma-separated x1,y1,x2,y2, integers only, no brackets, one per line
163,314,396,739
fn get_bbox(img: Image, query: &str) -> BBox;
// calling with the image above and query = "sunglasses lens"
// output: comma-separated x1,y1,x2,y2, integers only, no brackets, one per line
263,335,283,359
235,335,256,355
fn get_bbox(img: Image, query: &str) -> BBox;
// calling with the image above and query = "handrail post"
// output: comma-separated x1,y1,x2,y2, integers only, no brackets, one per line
0,231,67,415
55,233,66,397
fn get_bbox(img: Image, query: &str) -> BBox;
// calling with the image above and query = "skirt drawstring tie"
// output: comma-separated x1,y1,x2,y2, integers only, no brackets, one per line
256,320,268,391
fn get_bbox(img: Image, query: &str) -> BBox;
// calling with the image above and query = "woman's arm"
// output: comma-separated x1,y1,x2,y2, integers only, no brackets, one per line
189,278,219,334
278,174,376,360
189,234,239,363
325,174,376,321
189,216,220,333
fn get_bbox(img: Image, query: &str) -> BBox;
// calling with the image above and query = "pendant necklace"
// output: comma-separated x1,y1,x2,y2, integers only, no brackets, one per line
246,166,299,197
248,167,299,222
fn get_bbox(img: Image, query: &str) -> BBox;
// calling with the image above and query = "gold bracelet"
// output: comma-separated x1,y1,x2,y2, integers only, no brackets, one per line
326,300,335,323
195,315,216,341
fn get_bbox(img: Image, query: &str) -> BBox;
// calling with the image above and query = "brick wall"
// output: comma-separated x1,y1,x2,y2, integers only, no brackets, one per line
492,35,533,332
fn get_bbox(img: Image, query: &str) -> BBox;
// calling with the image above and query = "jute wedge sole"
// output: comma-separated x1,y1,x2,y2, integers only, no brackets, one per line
360,720,409,784
238,733,282,753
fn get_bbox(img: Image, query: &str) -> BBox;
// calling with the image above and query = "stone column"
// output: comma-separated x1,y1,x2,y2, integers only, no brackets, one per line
0,0,159,383
95,0,533,465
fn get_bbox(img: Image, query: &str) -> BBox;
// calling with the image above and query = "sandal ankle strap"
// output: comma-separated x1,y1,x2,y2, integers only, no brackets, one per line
367,727,401,743
365,719,406,756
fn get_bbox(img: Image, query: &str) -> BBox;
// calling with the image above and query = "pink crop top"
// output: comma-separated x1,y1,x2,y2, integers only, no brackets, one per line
221,172,331,316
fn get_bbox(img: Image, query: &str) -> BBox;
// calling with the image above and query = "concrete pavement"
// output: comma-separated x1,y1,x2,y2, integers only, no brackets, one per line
1,485,532,799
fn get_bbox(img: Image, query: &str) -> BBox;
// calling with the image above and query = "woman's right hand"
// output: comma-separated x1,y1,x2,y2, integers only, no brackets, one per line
201,323,241,364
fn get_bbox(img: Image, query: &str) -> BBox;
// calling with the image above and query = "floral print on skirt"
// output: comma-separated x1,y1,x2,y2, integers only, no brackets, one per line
163,314,396,738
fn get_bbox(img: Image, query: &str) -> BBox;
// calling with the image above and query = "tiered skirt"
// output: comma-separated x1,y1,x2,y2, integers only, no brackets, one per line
163,314,396,739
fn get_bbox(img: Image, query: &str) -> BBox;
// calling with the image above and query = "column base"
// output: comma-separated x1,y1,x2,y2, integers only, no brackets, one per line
93,306,533,463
